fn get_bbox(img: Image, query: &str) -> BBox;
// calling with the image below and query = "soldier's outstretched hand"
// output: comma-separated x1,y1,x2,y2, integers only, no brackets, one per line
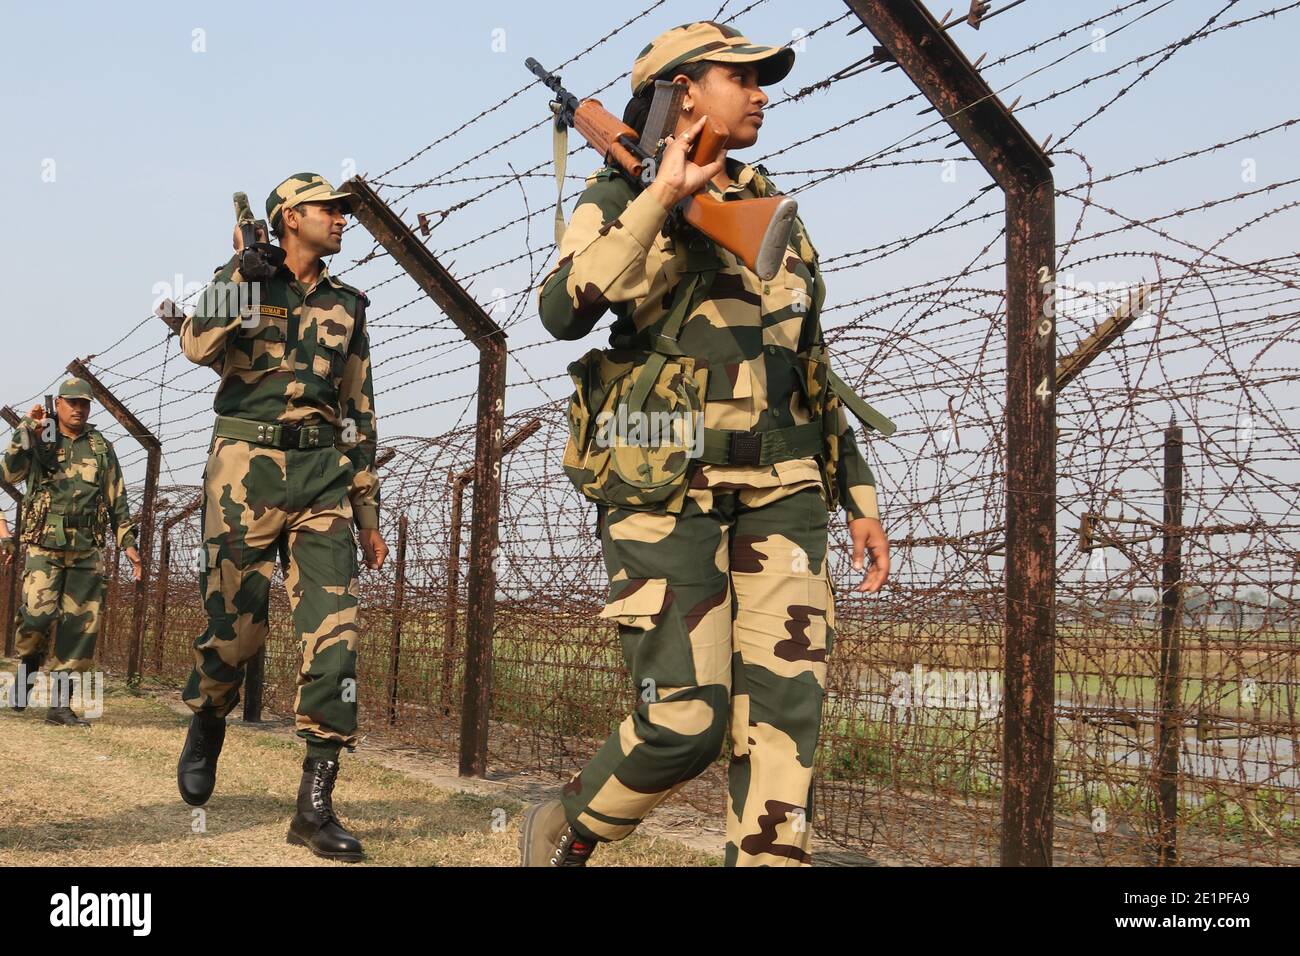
359,529,389,571
124,546,143,582
849,517,890,593
28,403,45,423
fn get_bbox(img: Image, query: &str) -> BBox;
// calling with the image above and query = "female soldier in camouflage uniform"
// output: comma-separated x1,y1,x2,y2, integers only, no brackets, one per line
521,21,891,867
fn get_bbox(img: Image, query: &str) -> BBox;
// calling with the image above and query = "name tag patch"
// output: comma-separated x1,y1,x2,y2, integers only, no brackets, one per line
259,305,289,318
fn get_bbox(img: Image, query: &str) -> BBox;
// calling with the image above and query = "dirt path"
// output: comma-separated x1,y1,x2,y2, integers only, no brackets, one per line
0,664,880,866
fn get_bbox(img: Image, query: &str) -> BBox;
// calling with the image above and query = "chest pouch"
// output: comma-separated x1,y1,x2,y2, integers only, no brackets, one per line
561,239,719,513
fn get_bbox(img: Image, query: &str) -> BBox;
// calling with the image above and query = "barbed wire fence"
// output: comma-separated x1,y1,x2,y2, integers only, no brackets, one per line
7,0,1299,864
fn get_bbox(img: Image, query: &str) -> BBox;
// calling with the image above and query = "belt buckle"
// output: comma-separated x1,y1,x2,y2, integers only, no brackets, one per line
305,427,319,448
728,432,762,467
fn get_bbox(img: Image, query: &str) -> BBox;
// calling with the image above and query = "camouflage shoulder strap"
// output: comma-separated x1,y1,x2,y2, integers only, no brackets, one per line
624,235,722,415
85,428,113,495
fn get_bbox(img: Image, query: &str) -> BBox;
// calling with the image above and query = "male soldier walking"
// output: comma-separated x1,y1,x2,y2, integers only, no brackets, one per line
1,377,141,725
174,173,387,863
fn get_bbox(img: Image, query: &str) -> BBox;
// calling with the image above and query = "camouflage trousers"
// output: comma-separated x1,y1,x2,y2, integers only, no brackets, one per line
563,479,834,866
14,545,104,672
182,438,361,752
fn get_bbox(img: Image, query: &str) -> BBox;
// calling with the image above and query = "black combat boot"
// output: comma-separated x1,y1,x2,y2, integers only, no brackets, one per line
44,672,90,727
176,711,227,807
13,654,42,712
286,756,365,862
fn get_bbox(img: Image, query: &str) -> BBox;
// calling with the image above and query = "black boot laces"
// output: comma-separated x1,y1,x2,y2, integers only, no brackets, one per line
311,761,341,826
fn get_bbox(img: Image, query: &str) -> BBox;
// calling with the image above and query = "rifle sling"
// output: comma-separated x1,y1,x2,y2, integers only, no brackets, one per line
827,370,897,437
551,111,568,246
624,240,719,415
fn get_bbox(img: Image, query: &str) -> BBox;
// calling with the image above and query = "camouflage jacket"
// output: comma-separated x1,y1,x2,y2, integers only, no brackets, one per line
1,420,138,551
180,256,381,529
539,158,880,520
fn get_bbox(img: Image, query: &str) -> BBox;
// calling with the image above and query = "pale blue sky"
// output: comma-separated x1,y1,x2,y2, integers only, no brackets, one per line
2,0,1297,510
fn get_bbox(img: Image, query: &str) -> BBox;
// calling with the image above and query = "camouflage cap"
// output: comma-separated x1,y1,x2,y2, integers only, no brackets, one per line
57,377,93,401
265,172,353,226
631,21,795,96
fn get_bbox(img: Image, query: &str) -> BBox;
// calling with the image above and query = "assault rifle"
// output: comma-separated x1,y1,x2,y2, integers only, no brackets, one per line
527,57,797,281
232,191,284,280
155,191,283,336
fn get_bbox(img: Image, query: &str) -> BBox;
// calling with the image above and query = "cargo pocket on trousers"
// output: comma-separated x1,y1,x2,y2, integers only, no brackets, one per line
598,577,668,630
203,543,242,619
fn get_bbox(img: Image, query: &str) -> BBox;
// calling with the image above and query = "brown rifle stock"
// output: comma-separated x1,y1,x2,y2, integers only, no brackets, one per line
569,99,793,279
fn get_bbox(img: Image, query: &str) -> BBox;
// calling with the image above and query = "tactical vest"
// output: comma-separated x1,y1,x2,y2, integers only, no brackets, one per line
560,165,893,514
20,426,113,549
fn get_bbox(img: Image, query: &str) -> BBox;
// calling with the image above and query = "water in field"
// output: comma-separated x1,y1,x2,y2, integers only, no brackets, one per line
825,682,1300,808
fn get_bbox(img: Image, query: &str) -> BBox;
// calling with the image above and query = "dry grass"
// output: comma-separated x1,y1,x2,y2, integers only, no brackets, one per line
0,664,720,867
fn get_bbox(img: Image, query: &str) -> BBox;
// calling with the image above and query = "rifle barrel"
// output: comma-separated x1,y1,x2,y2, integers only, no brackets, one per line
525,57,578,120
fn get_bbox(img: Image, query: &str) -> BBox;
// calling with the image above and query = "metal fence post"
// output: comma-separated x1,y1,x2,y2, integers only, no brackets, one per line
154,494,202,671
344,175,507,777
244,646,265,722
1155,421,1184,864
0,406,25,657
438,419,541,717
842,0,1057,866
440,468,472,716
388,514,408,725
0,481,21,657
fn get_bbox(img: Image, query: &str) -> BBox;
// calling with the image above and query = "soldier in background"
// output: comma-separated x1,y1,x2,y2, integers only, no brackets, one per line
1,377,140,725
175,173,387,863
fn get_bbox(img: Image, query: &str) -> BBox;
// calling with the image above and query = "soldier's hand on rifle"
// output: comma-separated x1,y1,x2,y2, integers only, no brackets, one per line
646,114,725,209
232,222,269,253
849,517,890,593
124,546,143,582
359,528,389,571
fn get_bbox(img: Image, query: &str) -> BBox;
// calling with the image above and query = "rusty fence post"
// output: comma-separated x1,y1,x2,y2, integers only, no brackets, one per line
244,646,264,722
0,480,20,657
440,467,473,716
842,0,1057,865
0,406,25,657
344,176,507,777
67,359,162,687
154,494,203,671
1155,421,1184,864
439,419,542,717
387,514,408,725
103,544,122,663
